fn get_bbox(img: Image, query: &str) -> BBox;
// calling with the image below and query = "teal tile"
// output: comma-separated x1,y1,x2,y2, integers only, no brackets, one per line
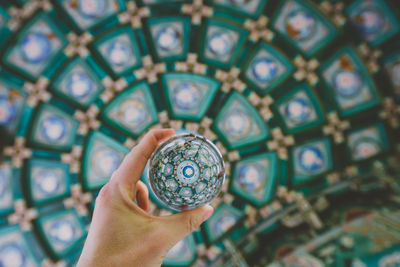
60,0,123,30
274,83,325,134
147,16,190,61
82,131,129,189
291,138,333,186
52,57,104,108
214,92,269,150
102,81,158,137
272,0,338,57
347,123,389,161
243,42,295,94
346,0,400,47
231,152,278,207
4,14,67,79
29,104,79,151
0,77,28,135
27,159,70,205
203,203,245,244
94,27,142,76
212,0,267,18
320,46,380,116
37,209,86,258
163,234,197,266
162,73,220,121
0,225,40,266
0,162,14,215
200,19,248,68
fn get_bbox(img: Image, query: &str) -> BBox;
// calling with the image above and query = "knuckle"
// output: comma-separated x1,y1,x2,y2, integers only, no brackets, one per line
187,215,201,233
97,183,110,201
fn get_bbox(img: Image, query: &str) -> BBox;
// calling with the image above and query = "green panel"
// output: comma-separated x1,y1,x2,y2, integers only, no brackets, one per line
200,18,248,68
212,0,267,18
83,131,129,190
347,123,389,162
52,57,104,108
346,0,400,47
320,46,380,116
291,137,333,186
26,159,70,205
36,209,86,258
59,0,123,30
147,16,190,61
0,77,28,135
102,81,159,137
162,73,220,121
0,162,14,215
242,42,295,95
214,92,269,150
231,152,278,207
272,0,338,57
93,26,142,76
163,234,197,267
29,103,79,151
203,203,245,244
0,225,40,266
274,83,325,134
3,13,67,79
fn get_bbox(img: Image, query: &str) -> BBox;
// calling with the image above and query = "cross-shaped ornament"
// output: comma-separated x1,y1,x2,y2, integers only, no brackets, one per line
118,1,150,28
182,0,213,25
64,32,93,58
23,77,51,107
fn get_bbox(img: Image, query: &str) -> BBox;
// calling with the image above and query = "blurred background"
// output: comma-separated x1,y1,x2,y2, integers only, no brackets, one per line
0,0,400,266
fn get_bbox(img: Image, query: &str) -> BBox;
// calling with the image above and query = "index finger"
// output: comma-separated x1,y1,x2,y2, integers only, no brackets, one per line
114,128,175,187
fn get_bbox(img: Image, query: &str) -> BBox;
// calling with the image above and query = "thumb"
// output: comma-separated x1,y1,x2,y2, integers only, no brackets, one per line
158,205,214,246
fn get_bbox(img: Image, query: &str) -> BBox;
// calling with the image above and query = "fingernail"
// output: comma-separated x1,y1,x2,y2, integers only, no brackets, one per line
203,205,214,221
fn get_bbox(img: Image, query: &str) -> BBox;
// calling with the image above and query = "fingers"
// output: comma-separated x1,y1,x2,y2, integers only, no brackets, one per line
136,181,150,212
114,129,175,187
156,205,214,247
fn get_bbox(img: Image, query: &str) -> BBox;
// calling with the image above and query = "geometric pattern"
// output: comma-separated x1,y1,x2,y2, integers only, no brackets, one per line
0,0,400,266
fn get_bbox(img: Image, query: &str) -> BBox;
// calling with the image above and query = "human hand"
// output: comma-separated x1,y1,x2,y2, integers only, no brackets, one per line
77,129,214,267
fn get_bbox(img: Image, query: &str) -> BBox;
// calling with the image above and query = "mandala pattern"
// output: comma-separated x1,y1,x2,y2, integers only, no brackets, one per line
149,134,225,211
0,0,400,266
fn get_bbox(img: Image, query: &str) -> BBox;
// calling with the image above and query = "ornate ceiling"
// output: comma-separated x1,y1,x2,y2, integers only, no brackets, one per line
0,0,400,266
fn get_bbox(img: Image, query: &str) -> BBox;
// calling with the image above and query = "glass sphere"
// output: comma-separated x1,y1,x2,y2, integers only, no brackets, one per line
148,133,225,211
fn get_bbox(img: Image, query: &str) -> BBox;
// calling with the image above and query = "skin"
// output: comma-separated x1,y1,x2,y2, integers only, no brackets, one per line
77,129,214,267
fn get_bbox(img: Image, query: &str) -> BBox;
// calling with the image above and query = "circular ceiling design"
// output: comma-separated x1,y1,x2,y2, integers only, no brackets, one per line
0,0,400,266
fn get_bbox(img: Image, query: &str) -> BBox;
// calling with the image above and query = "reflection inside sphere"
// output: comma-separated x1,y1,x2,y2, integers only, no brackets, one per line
149,134,225,211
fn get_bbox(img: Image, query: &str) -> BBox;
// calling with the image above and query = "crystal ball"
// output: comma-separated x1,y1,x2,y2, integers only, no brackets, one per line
148,133,225,211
